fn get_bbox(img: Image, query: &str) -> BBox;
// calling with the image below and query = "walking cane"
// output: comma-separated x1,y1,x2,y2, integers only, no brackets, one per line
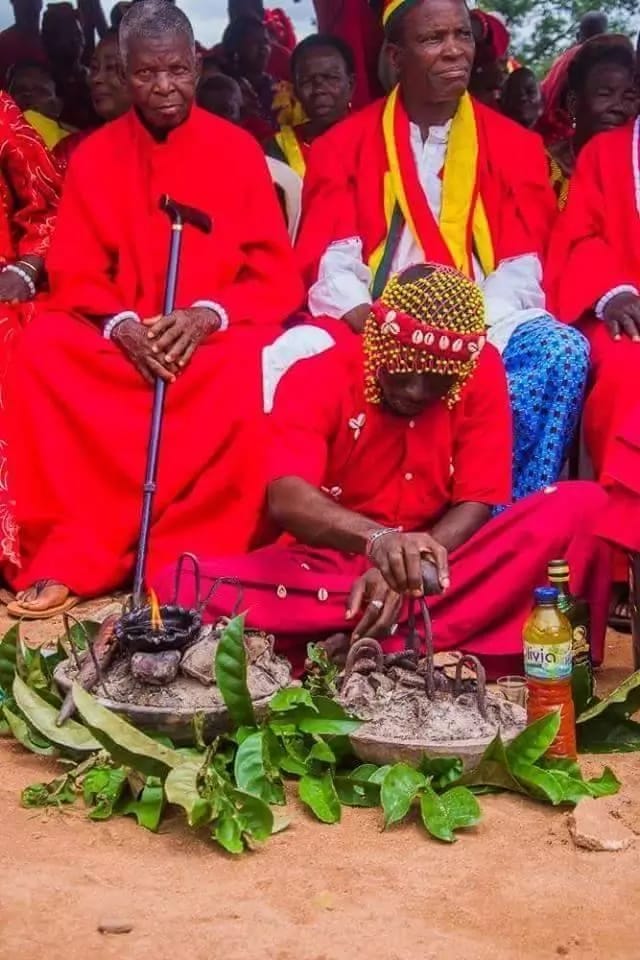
132,194,212,605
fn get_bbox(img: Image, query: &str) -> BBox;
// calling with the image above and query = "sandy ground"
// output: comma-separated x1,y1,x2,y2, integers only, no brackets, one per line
1,603,640,960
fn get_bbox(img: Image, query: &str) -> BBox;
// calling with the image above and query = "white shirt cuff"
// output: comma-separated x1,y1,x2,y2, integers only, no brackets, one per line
308,237,372,319
103,310,140,340
482,254,545,325
192,300,229,331
595,285,639,320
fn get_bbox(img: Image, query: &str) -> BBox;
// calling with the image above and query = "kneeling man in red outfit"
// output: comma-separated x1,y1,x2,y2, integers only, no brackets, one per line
6,0,302,618
157,264,611,677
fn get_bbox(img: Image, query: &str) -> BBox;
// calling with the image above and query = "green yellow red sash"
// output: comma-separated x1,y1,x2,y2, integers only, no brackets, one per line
369,87,495,297
274,125,307,177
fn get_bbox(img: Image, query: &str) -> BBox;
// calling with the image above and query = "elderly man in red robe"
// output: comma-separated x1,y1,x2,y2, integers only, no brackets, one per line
6,0,303,619
294,0,588,507
156,264,610,678
547,112,640,625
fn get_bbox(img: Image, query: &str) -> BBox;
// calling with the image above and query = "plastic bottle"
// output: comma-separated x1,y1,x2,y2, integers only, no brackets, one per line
548,559,594,711
523,586,577,758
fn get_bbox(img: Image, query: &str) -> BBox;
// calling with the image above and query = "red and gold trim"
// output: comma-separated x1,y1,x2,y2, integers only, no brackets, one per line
364,266,487,408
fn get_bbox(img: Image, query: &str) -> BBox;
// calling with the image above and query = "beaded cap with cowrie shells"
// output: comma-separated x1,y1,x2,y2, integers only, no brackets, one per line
363,265,487,408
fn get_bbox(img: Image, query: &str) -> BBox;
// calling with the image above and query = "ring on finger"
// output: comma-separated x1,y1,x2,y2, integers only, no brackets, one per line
369,599,384,610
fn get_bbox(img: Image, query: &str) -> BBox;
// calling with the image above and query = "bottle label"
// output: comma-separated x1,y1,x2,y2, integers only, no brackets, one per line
524,641,573,680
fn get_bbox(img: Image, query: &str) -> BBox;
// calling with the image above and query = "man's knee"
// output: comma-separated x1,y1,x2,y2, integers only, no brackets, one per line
541,480,607,526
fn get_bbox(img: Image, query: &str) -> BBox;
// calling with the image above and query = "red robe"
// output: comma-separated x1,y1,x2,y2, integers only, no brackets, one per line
537,45,578,146
155,339,610,677
313,0,383,110
296,96,557,287
7,106,303,596
0,94,61,575
596,407,640,555
546,121,640,480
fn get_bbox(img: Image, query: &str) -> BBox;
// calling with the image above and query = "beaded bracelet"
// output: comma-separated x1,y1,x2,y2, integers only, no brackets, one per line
16,259,38,277
4,263,35,298
365,526,402,559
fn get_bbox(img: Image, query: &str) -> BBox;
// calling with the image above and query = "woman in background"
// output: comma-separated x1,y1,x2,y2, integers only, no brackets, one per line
53,29,130,170
265,34,354,177
501,67,543,130
547,34,637,209
0,93,61,577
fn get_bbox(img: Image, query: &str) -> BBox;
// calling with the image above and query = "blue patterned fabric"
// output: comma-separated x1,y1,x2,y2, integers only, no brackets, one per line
501,315,589,502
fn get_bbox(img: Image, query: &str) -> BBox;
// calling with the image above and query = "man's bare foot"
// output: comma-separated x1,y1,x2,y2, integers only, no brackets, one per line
8,580,78,620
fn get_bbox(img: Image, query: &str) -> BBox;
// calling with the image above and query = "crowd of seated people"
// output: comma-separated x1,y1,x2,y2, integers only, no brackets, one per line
0,0,637,675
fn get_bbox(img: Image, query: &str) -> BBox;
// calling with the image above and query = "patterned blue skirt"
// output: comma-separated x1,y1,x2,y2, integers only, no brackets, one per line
501,315,589,502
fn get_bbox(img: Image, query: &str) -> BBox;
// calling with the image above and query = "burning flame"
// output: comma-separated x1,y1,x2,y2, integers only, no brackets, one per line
148,589,163,631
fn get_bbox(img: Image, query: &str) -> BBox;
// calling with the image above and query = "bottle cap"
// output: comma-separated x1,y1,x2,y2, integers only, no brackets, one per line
548,559,569,580
534,586,559,604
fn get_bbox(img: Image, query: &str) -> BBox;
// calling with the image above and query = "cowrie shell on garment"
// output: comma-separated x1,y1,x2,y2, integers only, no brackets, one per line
381,319,400,335
317,588,329,602
411,329,424,345
468,342,478,353
276,585,287,599
452,338,463,352
439,335,450,350
424,332,435,345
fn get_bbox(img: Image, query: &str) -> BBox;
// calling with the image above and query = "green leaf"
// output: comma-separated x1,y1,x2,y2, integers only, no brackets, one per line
277,735,310,776
350,764,380,781
21,782,56,807
419,785,455,842
298,697,362,736
234,730,284,804
121,777,164,830
86,766,128,821
418,756,464,790
368,765,392,784
334,774,380,807
165,760,208,826
440,786,482,830
577,715,640,753
505,712,561,767
233,789,274,841
82,766,112,803
13,675,100,753
298,771,341,823
538,757,583,778
21,776,76,808
304,643,339,698
269,687,318,713
380,763,425,828
214,615,256,728
510,762,566,805
2,705,58,756
578,670,640,723
0,623,19,694
214,815,244,854
458,735,527,795
572,662,595,716
308,739,336,764
72,683,184,778
419,785,481,843
583,766,620,798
